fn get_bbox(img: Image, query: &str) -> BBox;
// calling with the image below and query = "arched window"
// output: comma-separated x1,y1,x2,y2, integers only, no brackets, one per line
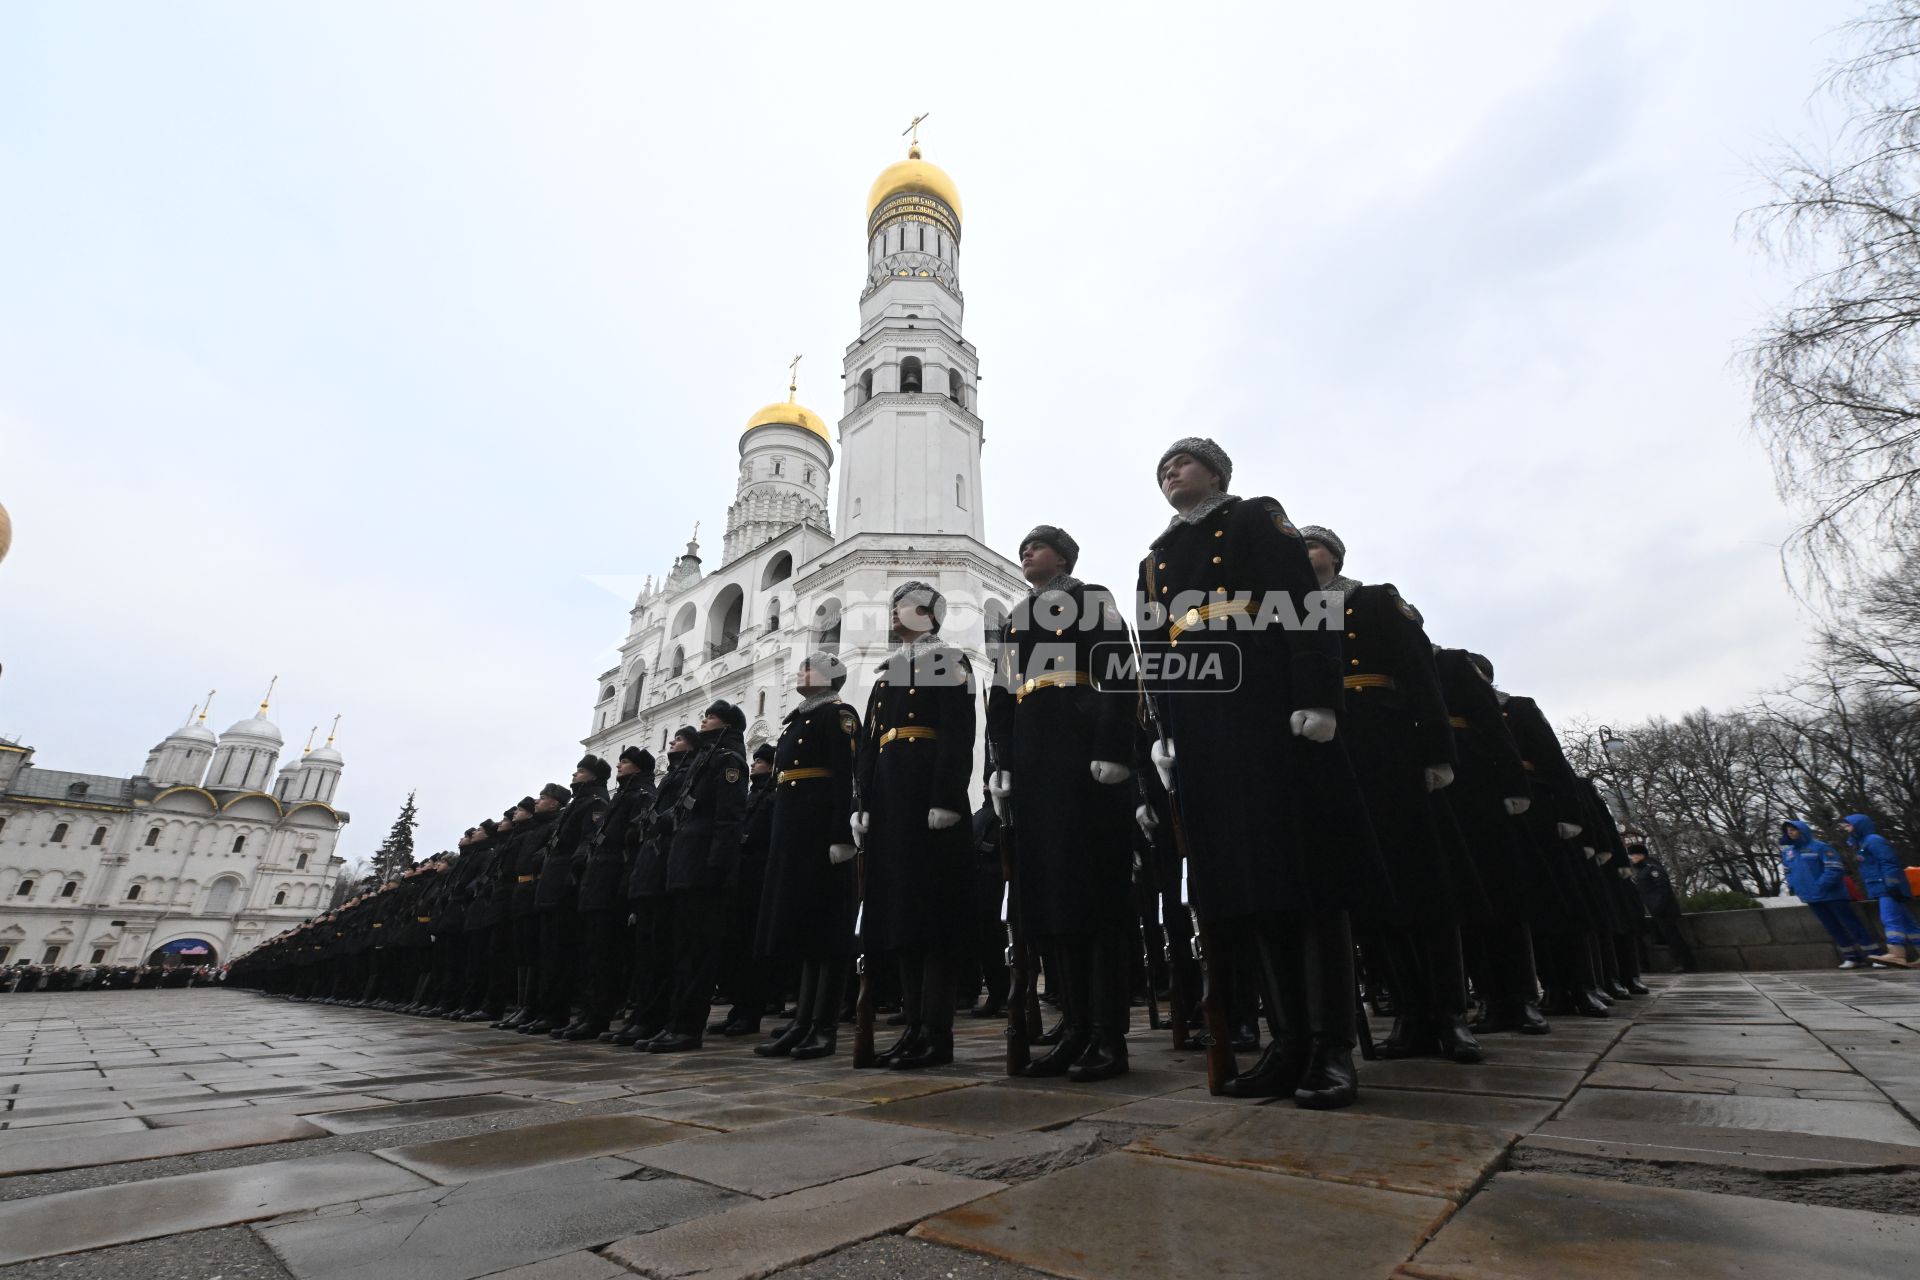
144,828,160,847
296,852,309,870
0,817,7,837
273,889,287,905
90,948,108,964
620,668,646,720
709,584,744,658
40,945,61,965
59,880,77,898
762,552,793,587
956,474,968,510
670,646,685,678
670,603,697,638
90,826,108,846
768,598,781,632
231,835,247,854
51,822,69,843
949,369,963,404
805,466,815,484
125,884,142,901
860,369,874,403
773,458,784,477
601,685,616,703
852,497,862,518
12,879,33,897
900,356,922,394
206,878,238,915
813,599,843,654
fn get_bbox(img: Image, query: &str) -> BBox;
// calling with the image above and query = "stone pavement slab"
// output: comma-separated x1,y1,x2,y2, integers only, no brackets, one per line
1346,1060,1585,1100
1345,1087,1559,1133
477,1251,629,1280
375,1112,699,1183
1604,1024,1851,1072
1518,1118,1920,1172
258,1156,740,1280
914,1150,1451,1280
1400,1170,1920,1278
1555,1084,1920,1143
1130,1106,1513,1201
626,1113,980,1197
0,1152,431,1265
0,1116,148,1144
0,1109,324,1175
310,1093,545,1135
1584,1059,1883,1099
602,1166,1002,1280
865,1082,1121,1136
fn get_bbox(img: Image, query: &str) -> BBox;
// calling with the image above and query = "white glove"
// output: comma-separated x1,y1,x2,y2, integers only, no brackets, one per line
928,808,962,830
1557,822,1582,839
1290,708,1337,743
1424,764,1455,792
989,770,1012,820
851,811,871,848
828,843,857,865
1090,761,1131,785
1618,866,1633,880
1583,846,1597,861
1135,803,1159,835
1503,797,1530,816
1598,850,1613,865
1151,738,1177,791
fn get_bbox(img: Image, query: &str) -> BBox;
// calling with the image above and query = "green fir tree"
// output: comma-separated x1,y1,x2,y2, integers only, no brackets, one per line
370,791,420,884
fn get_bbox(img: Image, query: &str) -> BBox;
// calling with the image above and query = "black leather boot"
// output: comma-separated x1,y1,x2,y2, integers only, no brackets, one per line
756,962,818,1058
562,1019,607,1041
891,1025,954,1069
868,1023,922,1069
790,1023,839,1059
1070,935,1129,1083
1294,911,1359,1111
1220,924,1307,1098
791,961,844,1060
1426,926,1483,1064
1023,943,1089,1077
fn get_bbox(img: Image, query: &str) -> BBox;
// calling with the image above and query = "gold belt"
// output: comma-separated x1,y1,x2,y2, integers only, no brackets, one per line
878,726,939,750
516,874,535,883
1344,674,1397,691
1448,716,1471,729
1016,671,1091,702
1168,599,1256,645
371,923,383,928
415,915,431,923
778,767,832,783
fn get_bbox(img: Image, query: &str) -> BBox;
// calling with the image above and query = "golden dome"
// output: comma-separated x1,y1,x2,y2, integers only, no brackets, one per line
867,145,963,224
744,399,829,442
0,501,10,566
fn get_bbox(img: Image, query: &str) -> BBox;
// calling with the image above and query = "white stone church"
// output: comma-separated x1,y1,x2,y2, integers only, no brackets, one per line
583,139,1025,763
0,691,349,970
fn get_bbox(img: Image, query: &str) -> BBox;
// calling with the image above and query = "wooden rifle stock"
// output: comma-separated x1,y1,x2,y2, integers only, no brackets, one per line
1001,824,1030,1075
1165,799,1236,1091
851,852,875,1068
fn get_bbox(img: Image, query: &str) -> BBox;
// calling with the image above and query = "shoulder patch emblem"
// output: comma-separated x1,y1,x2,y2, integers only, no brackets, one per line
1263,501,1301,538
1389,587,1423,624
724,767,742,784
839,708,859,736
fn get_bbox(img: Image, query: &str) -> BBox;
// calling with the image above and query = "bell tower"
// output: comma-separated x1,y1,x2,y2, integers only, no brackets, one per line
836,119,983,541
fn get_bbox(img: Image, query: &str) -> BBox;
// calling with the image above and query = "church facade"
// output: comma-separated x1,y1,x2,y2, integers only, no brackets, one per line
584,140,1025,763
0,692,350,970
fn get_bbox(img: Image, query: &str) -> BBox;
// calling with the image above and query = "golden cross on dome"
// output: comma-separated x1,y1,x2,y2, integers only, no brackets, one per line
788,354,802,400
903,112,930,150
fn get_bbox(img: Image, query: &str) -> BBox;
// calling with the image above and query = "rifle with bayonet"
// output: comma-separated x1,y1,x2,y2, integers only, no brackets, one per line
850,769,875,1068
985,707,1031,1076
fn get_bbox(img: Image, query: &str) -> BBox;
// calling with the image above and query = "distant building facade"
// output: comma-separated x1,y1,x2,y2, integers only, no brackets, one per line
0,693,350,969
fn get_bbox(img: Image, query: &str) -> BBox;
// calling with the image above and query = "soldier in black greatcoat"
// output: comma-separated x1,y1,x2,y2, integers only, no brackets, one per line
853,580,977,1070
610,729,696,1046
712,744,777,1037
448,819,504,1021
572,746,655,1040
647,701,750,1053
1432,649,1552,1035
987,524,1139,1082
493,790,564,1029
1138,438,1387,1110
1496,675,1610,1018
522,758,608,1036
754,651,861,1060
1629,841,1695,971
1297,524,1484,1065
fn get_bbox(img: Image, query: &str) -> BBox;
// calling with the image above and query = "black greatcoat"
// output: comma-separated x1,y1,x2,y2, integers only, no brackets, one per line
985,580,1136,939
535,781,608,910
509,810,561,919
756,697,861,961
1137,496,1386,921
1501,694,1599,931
1433,648,1549,925
665,728,749,893
579,774,654,912
856,640,977,953
1333,579,1460,922
627,757,689,901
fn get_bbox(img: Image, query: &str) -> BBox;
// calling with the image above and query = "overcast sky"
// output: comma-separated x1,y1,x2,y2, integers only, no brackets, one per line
0,1,1860,858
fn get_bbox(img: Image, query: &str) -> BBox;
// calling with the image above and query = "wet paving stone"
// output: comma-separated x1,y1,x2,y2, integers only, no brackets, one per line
1402,1170,1920,1278
1555,1085,1920,1144
376,1112,701,1183
914,1150,1450,1280
309,1093,546,1135
0,1110,324,1176
627,1114,984,1197
866,1083,1123,1136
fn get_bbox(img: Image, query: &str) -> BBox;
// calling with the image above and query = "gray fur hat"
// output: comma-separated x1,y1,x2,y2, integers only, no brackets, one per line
890,579,946,631
1019,525,1079,572
1297,525,1346,569
1157,437,1232,490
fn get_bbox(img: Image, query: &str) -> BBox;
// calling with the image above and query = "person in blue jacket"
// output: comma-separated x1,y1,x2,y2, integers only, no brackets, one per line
1845,814,1917,966
1780,820,1877,968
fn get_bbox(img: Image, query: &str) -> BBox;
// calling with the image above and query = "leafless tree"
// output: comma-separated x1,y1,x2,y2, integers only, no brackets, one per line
1747,3,1920,583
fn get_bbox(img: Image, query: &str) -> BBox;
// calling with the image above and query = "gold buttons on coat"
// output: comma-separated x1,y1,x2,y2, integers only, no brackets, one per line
1213,530,1224,538
1350,658,1360,666
1211,555,1222,565
1157,562,1166,570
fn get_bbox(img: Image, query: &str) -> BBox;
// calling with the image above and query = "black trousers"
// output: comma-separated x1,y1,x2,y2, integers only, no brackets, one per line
535,906,578,1021
625,897,673,1031
669,889,728,1035
719,874,771,1023
577,908,631,1025
895,943,956,1032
